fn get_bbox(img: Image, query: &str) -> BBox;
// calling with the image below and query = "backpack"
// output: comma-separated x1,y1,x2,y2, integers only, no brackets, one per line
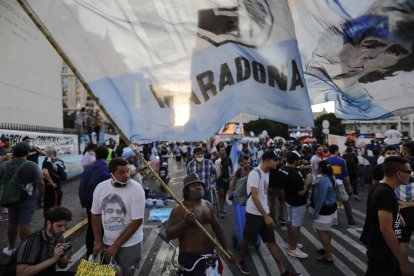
0,160,30,207
0,231,44,276
79,164,106,207
55,158,67,182
235,168,261,206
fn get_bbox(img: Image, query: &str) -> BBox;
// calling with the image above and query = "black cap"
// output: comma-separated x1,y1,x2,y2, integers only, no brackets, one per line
1,136,10,141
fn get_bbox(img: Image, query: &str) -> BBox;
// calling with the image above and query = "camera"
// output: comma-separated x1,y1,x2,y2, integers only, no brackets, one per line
62,242,72,252
60,242,72,257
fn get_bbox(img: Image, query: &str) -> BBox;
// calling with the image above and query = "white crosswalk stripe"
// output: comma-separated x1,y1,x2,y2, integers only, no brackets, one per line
273,230,311,276
301,228,357,276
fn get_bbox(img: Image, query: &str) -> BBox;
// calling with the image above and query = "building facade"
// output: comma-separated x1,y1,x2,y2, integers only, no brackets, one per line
343,115,414,138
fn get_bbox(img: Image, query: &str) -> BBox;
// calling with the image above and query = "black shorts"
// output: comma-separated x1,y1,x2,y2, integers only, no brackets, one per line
216,178,230,190
366,259,400,276
243,213,275,243
400,207,414,243
176,156,182,162
178,251,213,276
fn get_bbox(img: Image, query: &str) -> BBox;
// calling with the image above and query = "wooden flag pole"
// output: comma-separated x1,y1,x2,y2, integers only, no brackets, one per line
17,0,231,260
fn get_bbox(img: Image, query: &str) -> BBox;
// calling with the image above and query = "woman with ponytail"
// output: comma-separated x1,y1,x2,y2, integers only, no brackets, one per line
312,160,337,263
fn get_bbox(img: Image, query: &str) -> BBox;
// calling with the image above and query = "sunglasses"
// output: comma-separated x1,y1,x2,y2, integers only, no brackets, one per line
398,170,412,175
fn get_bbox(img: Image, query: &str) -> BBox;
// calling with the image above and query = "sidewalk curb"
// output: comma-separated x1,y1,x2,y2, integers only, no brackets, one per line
64,218,88,239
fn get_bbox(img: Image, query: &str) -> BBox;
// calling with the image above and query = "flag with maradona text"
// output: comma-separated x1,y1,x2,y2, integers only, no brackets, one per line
24,0,313,142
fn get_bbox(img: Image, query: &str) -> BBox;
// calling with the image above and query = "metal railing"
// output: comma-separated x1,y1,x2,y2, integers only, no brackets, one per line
0,122,77,135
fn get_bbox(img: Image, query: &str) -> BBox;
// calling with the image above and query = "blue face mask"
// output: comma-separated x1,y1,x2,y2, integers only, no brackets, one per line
111,173,129,188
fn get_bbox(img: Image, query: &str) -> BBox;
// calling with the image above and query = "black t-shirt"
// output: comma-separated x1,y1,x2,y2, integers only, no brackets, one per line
219,157,233,179
269,163,284,189
364,183,401,262
15,230,65,275
42,157,62,186
279,166,307,206
27,148,40,164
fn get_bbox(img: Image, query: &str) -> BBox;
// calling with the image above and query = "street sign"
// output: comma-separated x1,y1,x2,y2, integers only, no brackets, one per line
322,119,330,129
322,129,330,134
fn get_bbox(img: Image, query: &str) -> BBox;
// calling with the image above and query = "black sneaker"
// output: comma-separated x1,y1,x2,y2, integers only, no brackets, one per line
279,218,287,225
238,261,250,275
347,223,358,228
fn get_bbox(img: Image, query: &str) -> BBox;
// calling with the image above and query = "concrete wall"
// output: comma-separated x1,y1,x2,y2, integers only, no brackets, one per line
0,1,62,127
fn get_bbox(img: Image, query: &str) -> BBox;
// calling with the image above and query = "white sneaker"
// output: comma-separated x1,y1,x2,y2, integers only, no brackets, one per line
2,247,15,256
288,248,309,259
285,241,303,249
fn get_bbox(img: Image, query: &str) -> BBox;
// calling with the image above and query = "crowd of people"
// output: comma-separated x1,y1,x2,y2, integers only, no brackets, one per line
1,133,414,275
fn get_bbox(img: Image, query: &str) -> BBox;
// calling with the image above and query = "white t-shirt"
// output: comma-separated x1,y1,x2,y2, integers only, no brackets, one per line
385,129,401,145
246,167,269,216
91,179,145,247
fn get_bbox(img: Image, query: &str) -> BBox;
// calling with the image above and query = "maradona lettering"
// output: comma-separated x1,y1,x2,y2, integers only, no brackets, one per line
150,56,304,108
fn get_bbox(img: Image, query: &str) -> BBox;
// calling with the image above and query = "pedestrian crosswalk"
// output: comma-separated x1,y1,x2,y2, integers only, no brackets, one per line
65,202,412,276
129,206,399,276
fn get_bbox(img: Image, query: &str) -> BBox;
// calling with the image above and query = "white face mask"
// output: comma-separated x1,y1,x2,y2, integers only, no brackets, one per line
196,157,204,162
111,173,129,187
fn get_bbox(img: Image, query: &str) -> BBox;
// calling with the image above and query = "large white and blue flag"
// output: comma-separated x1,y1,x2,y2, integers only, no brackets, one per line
290,0,414,119
24,0,313,142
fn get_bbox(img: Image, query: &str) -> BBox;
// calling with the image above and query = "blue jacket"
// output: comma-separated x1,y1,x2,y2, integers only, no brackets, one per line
312,175,337,219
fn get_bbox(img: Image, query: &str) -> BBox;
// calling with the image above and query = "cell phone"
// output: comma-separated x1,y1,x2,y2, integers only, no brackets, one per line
60,242,72,257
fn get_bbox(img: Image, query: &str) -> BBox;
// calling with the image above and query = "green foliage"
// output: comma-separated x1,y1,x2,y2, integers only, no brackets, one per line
314,113,345,141
244,118,289,138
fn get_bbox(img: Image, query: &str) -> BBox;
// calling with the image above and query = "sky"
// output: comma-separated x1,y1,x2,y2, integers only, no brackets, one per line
311,101,335,113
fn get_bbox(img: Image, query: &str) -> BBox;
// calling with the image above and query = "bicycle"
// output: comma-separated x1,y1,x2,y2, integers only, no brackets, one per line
154,229,222,275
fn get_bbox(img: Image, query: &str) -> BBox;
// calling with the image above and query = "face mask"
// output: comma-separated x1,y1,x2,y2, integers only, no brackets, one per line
196,157,204,162
188,188,204,200
111,173,129,187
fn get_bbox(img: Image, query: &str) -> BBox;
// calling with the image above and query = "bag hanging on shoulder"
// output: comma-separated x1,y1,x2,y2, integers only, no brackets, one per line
235,168,261,206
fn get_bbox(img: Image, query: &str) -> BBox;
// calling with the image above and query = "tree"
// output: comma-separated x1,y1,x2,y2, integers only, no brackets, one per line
314,113,345,142
244,118,289,138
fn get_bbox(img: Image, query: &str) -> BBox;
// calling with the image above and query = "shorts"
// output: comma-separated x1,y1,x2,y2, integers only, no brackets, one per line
400,206,414,243
109,242,141,276
216,178,230,190
176,156,182,162
243,212,275,243
7,198,37,225
366,259,400,276
286,203,306,228
313,211,337,231
178,251,215,276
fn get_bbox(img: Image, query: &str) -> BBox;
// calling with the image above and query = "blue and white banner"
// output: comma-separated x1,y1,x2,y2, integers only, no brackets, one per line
290,0,414,119
25,0,313,142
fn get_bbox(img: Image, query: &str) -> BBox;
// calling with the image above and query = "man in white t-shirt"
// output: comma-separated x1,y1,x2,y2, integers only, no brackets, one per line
91,157,145,276
238,151,299,276
385,125,402,148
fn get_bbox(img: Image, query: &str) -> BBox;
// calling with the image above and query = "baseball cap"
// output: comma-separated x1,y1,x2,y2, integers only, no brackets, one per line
13,142,30,157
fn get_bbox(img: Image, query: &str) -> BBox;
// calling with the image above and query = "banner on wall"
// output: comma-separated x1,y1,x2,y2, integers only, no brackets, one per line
0,130,78,156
